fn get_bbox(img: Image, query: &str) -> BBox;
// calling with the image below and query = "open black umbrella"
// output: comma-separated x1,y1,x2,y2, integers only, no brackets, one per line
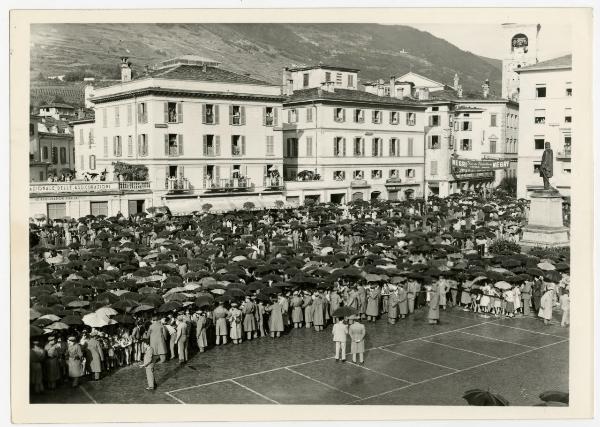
462,389,509,406
539,391,569,404
331,306,358,318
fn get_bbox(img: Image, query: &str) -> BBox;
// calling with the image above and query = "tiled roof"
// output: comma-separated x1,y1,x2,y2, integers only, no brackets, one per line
286,64,360,73
428,88,510,103
39,102,75,109
285,87,424,108
34,115,72,134
517,54,572,72
148,65,273,86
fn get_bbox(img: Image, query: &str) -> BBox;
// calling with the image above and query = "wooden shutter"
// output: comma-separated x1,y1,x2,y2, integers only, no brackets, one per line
127,104,133,125
240,106,246,125
203,135,208,156
163,102,169,123
165,166,170,181
137,135,142,156
408,138,413,156
215,165,220,181
202,104,207,124
306,137,312,157
342,138,346,156
177,102,183,123
164,135,169,156
214,105,220,124
372,110,377,123
333,137,338,156
103,137,108,157
469,140,473,150
333,109,338,121
361,138,365,157
287,110,292,124
243,165,248,177
389,112,393,124
137,104,142,123
113,136,117,156
273,107,278,126
179,165,185,178
379,139,383,156
262,107,267,126
372,138,377,156
203,165,208,178
178,135,184,155
342,108,346,122
215,136,221,156
241,136,246,155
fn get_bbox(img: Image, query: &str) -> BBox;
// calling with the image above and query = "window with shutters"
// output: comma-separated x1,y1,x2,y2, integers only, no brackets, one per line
231,135,245,156
165,134,180,157
371,169,383,179
405,168,416,178
489,139,497,154
372,138,382,157
127,104,133,126
428,135,440,149
353,170,364,180
325,72,332,82
333,137,345,157
114,106,120,127
490,114,497,127
286,138,298,157
430,160,438,176
303,73,309,87
406,112,416,126
333,170,345,181
89,155,96,170
353,137,364,156
42,146,48,160
47,203,66,220
138,134,148,157
113,136,122,157
288,109,298,124
429,115,440,127
90,201,108,216
306,137,313,157
264,106,275,126
535,85,546,98
166,102,178,123
89,129,94,146
203,134,219,157
59,147,67,164
334,108,345,122
389,138,399,156
390,111,399,124
372,110,382,124
127,135,133,156
137,102,148,124
462,121,472,131
534,109,546,124
354,109,364,123
230,105,245,125
389,169,399,179
564,108,572,124
306,107,313,122
266,136,275,156
407,138,414,156
232,164,241,179
103,137,108,157
102,108,107,128
460,138,472,151
347,75,354,87
534,137,545,150
335,73,342,85
203,104,218,124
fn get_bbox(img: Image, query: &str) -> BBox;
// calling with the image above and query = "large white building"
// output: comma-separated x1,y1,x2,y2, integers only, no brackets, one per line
282,66,427,204
516,54,572,199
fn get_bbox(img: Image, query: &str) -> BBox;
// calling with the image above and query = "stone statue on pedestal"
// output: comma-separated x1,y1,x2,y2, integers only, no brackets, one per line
540,142,554,190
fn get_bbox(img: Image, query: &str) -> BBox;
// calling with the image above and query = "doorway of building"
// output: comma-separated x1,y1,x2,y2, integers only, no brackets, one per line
128,199,145,215
330,193,345,204
351,192,363,201
370,191,381,201
304,195,321,204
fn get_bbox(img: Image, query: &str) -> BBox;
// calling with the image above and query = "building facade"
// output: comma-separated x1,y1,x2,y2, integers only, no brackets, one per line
516,55,572,199
29,115,75,182
501,23,541,101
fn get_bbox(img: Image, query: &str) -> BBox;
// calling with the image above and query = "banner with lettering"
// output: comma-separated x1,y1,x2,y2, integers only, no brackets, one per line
451,158,510,172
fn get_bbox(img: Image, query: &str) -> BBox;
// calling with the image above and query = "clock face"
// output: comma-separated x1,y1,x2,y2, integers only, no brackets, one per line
512,34,528,48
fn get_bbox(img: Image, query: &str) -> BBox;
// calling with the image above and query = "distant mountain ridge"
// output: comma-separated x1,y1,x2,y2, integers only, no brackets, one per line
30,23,502,107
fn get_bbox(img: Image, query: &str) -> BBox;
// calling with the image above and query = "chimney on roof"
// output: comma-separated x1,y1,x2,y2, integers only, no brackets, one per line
389,76,396,98
457,85,463,99
453,73,459,91
282,68,293,95
482,79,490,99
120,57,132,82
418,88,430,100
376,79,385,97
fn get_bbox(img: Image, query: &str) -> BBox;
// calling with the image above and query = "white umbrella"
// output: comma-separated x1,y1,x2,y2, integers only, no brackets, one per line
537,262,556,271
232,255,247,262
39,314,61,322
46,321,70,330
82,312,111,328
184,283,201,291
494,281,512,290
95,307,117,317
110,289,129,296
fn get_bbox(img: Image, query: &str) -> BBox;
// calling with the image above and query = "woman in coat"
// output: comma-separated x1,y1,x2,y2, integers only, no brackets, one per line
312,292,325,331
195,311,209,352
66,336,84,387
329,290,341,322
228,302,243,344
43,336,61,390
381,283,390,315
266,297,284,338
30,340,45,394
348,319,366,365
387,288,399,324
397,285,409,319
302,292,313,329
538,288,554,325
213,301,229,345
428,288,440,325
365,285,380,322
241,297,257,340
357,284,367,320
437,278,448,310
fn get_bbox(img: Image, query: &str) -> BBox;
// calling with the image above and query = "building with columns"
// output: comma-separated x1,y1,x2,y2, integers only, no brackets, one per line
516,54,572,199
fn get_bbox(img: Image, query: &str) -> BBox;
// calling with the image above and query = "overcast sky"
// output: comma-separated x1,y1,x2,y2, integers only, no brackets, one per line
409,24,572,60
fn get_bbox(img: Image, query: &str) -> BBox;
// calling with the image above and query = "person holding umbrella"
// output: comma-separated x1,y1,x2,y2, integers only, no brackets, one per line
86,330,104,380
348,317,366,365
387,285,399,324
30,340,45,394
266,296,284,338
397,284,408,320
228,302,243,345
365,284,380,323
312,291,325,332
175,316,189,362
302,291,313,329
332,317,349,363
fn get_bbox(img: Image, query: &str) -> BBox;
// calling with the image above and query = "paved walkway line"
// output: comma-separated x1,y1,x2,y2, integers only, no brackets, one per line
350,339,569,404
79,384,98,404
164,391,185,404
458,331,535,349
418,339,500,359
485,322,569,339
229,379,280,404
378,347,459,372
344,356,415,384
285,367,361,399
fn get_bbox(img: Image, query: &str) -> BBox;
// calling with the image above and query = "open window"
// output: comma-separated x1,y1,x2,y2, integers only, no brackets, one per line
231,135,246,156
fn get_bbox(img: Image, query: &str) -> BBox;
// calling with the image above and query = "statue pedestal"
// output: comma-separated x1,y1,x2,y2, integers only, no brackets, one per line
521,190,569,247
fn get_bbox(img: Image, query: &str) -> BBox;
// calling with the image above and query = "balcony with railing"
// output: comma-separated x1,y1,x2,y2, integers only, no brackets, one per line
203,178,253,192
30,180,151,195
556,147,572,160
166,177,191,194
263,176,285,191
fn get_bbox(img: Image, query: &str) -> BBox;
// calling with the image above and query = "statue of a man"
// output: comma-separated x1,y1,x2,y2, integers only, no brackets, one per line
540,142,553,190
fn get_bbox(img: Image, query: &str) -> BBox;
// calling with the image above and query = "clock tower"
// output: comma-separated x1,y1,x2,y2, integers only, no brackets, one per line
501,23,541,100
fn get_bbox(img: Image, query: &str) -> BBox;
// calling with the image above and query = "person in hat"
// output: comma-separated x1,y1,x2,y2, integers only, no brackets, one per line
139,338,157,391
427,286,440,325
312,291,325,332
175,316,189,362
559,289,570,327
329,289,342,323
290,291,304,328
538,287,555,325
357,283,367,320
30,340,45,394
365,284,380,322
437,276,448,311
212,301,229,345
332,318,348,362
407,279,419,314
254,296,267,338
241,296,257,340
148,315,168,363
387,285,399,324
266,296,284,338
131,320,143,363
302,291,313,329
228,302,243,345
194,310,209,352
348,318,366,365
44,336,61,390
66,335,84,387
55,335,68,382
86,330,104,380
397,284,408,319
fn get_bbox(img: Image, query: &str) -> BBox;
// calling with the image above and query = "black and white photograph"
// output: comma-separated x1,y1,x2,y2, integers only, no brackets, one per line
8,5,595,423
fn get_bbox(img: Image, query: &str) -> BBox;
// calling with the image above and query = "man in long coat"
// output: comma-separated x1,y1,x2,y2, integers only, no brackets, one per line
302,292,313,329
266,297,284,338
195,311,209,352
329,290,342,322
175,317,189,362
332,319,349,362
312,292,325,331
407,280,419,314
532,278,543,314
86,331,104,380
366,285,380,322
348,318,366,365
521,280,533,316
66,336,84,387
148,316,168,362
139,339,156,390
387,288,399,324
290,291,304,328
242,297,257,339
397,285,409,319
428,288,440,325
212,301,229,345
538,288,555,325
44,336,61,390
357,284,367,320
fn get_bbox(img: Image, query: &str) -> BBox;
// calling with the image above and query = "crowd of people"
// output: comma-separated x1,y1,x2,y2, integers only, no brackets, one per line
29,190,570,394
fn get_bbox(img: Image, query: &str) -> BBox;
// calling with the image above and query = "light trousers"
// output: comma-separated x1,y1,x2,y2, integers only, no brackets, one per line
145,363,155,388
335,341,346,360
